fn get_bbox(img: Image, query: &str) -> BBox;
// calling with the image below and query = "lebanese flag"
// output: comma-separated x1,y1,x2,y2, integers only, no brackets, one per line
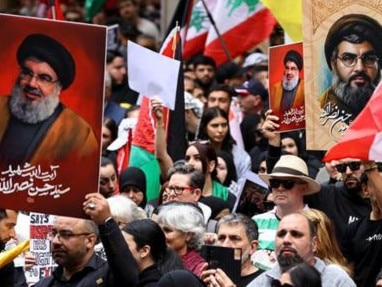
183,0,217,59
323,82,382,162
129,0,192,201
204,1,276,65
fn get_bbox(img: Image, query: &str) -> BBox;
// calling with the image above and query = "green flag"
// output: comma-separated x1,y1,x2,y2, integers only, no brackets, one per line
85,0,107,22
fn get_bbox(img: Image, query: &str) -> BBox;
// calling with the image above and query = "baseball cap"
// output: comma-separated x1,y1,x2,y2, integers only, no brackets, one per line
234,79,268,101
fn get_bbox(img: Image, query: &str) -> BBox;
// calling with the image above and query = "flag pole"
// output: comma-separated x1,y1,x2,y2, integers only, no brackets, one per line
48,0,57,20
200,0,232,62
172,21,180,59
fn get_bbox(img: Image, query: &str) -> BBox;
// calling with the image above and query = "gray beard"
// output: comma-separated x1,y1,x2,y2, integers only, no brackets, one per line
331,69,376,115
9,83,60,124
282,76,299,91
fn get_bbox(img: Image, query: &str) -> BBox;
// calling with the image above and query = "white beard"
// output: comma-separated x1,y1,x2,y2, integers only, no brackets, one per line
9,82,60,124
282,76,299,91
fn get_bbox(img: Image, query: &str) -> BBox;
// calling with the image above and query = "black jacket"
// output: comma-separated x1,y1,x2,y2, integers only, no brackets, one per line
33,219,140,287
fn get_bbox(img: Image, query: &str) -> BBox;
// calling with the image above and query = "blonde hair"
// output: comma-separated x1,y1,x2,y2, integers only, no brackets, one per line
299,209,352,275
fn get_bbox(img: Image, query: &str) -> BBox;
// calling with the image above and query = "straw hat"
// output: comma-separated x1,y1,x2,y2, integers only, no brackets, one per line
259,155,320,195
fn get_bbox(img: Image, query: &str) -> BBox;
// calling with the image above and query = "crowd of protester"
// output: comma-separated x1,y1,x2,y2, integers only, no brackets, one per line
1,1,382,287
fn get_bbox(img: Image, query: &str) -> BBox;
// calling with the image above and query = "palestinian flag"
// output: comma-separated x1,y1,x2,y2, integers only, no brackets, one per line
129,0,193,201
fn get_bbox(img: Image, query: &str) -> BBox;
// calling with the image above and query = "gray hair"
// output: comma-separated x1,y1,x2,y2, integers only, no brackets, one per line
217,213,259,241
157,202,205,250
107,194,147,224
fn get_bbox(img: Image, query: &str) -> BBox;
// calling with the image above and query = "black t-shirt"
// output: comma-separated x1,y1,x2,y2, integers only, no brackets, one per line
305,182,371,247
239,269,264,287
341,216,382,287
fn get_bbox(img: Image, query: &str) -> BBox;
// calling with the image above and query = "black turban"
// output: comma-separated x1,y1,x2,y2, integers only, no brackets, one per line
284,50,303,70
324,14,382,70
17,34,75,90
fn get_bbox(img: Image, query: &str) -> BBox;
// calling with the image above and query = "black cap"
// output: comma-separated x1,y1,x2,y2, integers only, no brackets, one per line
324,14,382,69
284,50,303,70
17,34,75,90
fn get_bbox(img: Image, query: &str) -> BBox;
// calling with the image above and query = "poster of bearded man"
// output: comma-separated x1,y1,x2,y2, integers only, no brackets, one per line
0,14,106,218
303,1,382,150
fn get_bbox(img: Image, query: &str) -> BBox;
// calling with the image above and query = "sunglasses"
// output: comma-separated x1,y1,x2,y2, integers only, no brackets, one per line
271,279,294,287
269,178,304,190
335,161,361,173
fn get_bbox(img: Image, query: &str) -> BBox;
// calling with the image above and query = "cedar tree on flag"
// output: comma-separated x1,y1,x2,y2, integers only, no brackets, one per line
204,0,277,65
184,0,217,59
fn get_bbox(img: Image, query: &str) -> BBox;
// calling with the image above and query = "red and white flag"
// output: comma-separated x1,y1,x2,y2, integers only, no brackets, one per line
204,0,276,65
323,82,382,162
128,0,193,201
183,0,217,59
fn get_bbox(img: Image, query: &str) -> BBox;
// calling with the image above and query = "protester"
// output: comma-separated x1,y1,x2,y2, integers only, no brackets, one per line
341,167,382,287
274,262,322,287
33,214,128,286
117,0,160,43
216,150,239,199
102,117,118,158
157,202,206,276
197,106,251,180
185,141,234,210
184,91,204,142
99,156,118,198
261,109,371,244
163,164,212,223
247,213,356,286
234,78,269,118
191,54,217,95
0,209,18,287
119,166,155,217
83,192,183,287
252,154,320,269
201,213,264,287
299,209,351,275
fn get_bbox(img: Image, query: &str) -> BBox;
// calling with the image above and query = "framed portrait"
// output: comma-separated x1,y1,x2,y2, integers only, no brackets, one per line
303,1,382,150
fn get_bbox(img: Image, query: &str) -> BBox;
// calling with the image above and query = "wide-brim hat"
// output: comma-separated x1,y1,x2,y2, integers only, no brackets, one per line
259,155,320,195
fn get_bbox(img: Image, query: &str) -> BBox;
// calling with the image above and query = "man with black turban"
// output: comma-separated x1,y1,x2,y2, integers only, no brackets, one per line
0,33,98,167
271,49,304,118
319,14,382,123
